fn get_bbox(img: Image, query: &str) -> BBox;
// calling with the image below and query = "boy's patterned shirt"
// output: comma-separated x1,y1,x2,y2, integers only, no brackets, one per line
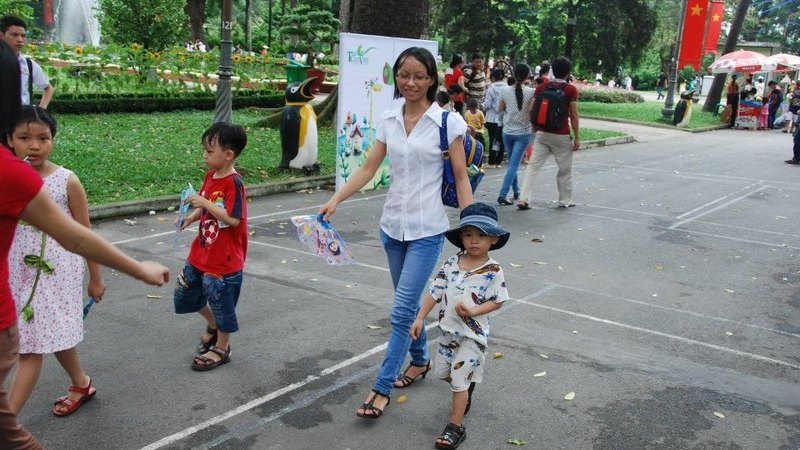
429,255,509,347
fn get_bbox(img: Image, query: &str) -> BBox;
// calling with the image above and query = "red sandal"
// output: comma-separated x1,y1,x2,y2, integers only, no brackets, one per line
52,377,96,417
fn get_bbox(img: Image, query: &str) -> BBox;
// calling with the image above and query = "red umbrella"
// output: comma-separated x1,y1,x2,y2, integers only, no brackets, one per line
709,50,777,74
767,53,800,70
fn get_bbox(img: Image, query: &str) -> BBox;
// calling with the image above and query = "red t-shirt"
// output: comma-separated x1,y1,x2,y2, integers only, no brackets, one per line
188,170,248,275
0,145,44,330
534,81,579,135
444,67,464,103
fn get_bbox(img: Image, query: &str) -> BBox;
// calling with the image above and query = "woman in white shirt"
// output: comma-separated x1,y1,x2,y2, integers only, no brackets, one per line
320,46,473,419
497,63,535,205
483,68,506,167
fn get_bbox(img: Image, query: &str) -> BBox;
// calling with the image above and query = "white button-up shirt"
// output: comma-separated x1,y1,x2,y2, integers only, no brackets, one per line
17,54,49,106
377,100,468,241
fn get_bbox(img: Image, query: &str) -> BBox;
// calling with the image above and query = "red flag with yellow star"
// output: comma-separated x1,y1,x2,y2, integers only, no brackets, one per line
704,0,725,54
678,1,709,71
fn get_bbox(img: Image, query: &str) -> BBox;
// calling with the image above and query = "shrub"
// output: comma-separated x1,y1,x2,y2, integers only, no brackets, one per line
576,85,644,103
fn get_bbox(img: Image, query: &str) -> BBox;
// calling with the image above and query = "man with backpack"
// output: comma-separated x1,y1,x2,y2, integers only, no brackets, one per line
516,56,580,210
0,15,54,109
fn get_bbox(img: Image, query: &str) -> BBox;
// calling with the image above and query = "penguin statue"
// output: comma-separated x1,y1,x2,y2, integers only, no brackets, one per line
279,77,320,173
673,89,695,127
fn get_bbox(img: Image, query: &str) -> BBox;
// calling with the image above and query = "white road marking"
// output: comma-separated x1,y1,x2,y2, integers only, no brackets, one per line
512,297,800,370
676,181,764,219
670,185,769,229
111,193,387,245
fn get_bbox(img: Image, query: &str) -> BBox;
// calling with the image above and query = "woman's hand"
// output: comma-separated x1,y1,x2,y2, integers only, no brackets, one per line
410,318,424,340
319,198,339,221
139,261,170,286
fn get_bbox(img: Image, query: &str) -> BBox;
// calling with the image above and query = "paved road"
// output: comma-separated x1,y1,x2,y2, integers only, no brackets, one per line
16,125,800,450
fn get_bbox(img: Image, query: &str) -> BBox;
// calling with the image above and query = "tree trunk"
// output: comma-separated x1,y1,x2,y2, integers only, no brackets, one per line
350,0,430,38
245,0,252,52
185,0,207,42
339,0,352,32
565,0,577,59
703,0,751,112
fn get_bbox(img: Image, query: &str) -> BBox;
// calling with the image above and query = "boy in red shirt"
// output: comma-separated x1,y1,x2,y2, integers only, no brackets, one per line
175,122,248,371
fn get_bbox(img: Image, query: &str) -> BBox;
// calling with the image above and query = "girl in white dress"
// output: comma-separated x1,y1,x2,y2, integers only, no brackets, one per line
6,106,106,417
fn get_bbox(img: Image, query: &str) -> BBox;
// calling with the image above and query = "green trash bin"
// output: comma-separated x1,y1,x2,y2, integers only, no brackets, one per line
285,61,310,84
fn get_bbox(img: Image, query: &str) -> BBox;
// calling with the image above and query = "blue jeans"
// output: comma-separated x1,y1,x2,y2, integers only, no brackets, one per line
499,132,532,200
375,229,444,395
173,262,243,333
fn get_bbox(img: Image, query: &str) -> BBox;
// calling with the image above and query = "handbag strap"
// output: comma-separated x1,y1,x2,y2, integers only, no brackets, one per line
440,111,455,185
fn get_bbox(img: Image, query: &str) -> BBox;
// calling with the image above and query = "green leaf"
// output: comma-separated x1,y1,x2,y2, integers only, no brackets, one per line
507,438,527,446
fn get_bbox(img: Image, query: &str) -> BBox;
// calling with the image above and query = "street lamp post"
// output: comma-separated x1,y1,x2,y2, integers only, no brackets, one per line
213,0,234,124
663,0,689,120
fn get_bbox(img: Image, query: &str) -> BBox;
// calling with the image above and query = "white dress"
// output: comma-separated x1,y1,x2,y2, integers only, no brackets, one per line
9,167,84,354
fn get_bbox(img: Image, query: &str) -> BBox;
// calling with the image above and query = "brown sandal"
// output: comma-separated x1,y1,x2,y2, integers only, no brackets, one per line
191,345,231,371
198,326,218,353
393,360,432,388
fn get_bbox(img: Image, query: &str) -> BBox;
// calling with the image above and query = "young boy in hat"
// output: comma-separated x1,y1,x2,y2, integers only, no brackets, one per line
410,202,510,450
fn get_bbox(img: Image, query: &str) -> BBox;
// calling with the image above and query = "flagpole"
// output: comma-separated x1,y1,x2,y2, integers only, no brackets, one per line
663,0,689,120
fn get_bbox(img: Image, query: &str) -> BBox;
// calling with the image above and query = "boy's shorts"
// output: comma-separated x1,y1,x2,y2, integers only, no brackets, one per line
173,262,243,333
432,331,485,392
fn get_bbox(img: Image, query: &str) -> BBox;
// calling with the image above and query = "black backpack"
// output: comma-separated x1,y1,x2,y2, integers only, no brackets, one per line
531,82,568,131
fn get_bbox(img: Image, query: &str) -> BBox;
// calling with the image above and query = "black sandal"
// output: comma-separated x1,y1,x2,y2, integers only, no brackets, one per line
356,389,390,419
464,382,475,415
435,422,467,449
197,326,218,353
191,345,231,371
394,360,432,388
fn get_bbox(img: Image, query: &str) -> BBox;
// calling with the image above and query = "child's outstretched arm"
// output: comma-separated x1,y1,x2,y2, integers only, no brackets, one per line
67,174,106,301
410,293,437,340
20,188,169,286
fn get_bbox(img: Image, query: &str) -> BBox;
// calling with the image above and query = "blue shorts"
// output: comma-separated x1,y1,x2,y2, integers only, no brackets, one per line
173,262,243,333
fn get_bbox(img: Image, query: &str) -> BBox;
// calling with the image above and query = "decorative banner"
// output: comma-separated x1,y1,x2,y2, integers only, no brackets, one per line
44,0,54,24
678,1,710,71
335,33,438,191
703,0,725,54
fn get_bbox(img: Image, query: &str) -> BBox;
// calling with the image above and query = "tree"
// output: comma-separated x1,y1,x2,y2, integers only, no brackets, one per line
98,0,187,49
350,0,430,38
279,4,340,53
704,0,751,112
185,0,206,42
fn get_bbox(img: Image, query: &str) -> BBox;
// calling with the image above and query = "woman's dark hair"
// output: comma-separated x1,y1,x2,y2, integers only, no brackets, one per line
539,61,551,77
13,105,58,139
513,63,531,110
0,40,21,136
552,56,573,79
393,47,439,103
449,53,463,68
490,68,504,82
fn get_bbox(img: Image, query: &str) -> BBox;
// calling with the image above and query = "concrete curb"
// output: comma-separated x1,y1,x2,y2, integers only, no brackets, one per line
89,174,334,221
88,134,632,221
582,115,728,133
580,135,635,149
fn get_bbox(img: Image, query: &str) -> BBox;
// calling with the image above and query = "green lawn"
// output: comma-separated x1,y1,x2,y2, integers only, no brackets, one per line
582,129,624,141
579,101,724,129
52,108,336,204
48,109,626,205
